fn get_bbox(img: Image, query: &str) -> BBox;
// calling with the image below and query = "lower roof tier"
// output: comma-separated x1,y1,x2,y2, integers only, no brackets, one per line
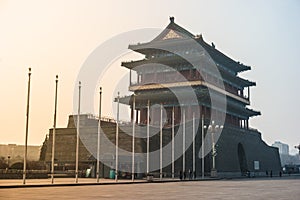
117,87,260,119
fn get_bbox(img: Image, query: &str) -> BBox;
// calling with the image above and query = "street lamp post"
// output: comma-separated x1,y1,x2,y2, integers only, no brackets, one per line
171,106,175,179
182,109,186,178
192,112,195,179
146,100,150,175
96,87,102,183
132,94,136,182
115,92,120,182
51,75,58,184
23,67,32,185
160,103,163,180
201,114,205,179
75,81,81,183
204,120,223,178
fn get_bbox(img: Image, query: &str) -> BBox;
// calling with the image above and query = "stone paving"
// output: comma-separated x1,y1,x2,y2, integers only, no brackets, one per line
0,177,299,200
0,177,144,186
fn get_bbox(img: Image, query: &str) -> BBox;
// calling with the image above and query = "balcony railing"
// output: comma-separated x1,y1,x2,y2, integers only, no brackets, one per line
130,77,249,101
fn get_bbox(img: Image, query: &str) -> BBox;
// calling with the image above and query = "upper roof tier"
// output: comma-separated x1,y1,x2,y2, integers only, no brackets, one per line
128,17,250,74
121,55,255,88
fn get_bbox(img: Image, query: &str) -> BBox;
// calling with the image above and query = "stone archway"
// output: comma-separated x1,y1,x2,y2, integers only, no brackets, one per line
238,143,248,174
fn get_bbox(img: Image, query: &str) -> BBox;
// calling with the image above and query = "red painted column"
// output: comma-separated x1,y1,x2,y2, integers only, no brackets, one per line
131,107,134,122
136,109,139,124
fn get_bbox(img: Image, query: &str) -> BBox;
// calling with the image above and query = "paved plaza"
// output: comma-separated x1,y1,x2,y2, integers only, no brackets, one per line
0,176,299,200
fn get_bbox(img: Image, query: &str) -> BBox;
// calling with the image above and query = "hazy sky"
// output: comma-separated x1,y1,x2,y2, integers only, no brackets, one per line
0,0,299,154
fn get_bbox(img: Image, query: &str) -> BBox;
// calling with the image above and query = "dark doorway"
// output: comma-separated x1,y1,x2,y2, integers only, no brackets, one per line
238,143,248,174
10,162,23,170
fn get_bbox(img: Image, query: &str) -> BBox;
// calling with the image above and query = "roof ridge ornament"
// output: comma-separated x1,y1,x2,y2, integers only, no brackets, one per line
211,42,215,49
195,34,203,40
169,16,175,23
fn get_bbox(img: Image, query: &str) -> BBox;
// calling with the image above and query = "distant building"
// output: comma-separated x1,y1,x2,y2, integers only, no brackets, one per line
272,141,289,155
0,144,41,168
272,141,300,166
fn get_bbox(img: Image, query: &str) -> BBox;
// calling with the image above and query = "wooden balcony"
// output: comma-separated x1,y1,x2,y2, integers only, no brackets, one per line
129,77,250,104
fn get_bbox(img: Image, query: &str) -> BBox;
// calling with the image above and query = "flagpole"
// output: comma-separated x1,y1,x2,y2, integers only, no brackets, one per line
75,81,81,183
115,92,120,182
192,112,195,179
146,100,150,175
131,95,135,182
23,67,31,185
51,75,58,184
172,106,175,179
160,103,163,180
201,114,204,179
182,108,185,177
96,87,102,183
